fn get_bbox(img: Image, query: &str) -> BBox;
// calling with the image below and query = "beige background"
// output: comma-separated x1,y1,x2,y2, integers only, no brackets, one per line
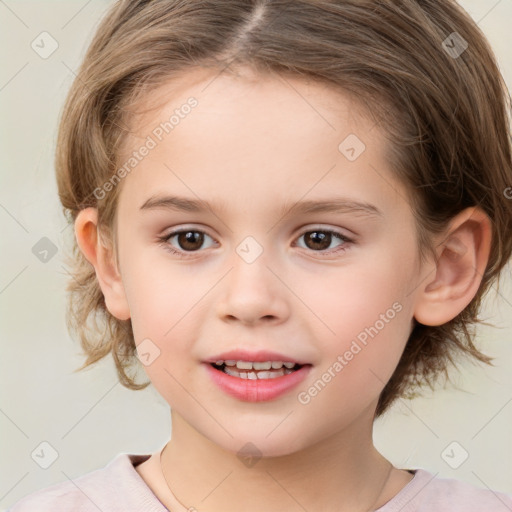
1,0,511,509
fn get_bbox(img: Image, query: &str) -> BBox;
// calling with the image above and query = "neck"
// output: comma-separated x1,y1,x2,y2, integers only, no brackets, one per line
159,404,395,512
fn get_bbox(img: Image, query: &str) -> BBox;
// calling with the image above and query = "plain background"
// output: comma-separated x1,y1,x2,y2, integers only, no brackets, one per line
1,0,511,509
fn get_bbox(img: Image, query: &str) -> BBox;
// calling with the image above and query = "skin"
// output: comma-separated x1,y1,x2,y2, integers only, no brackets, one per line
75,66,492,512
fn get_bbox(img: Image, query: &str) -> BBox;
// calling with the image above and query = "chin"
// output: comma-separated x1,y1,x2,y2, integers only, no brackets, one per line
209,429,310,460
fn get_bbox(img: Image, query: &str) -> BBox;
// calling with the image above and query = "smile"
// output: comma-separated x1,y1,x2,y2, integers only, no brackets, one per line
204,361,312,401
212,359,299,379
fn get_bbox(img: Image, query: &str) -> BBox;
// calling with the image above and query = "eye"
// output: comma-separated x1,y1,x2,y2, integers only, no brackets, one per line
293,227,353,257
157,228,217,258
157,226,353,259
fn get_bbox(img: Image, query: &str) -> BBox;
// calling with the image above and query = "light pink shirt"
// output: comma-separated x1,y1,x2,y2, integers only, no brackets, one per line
7,453,512,511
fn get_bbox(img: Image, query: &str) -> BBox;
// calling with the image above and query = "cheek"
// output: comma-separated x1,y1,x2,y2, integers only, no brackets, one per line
122,245,205,334
299,256,408,341
122,275,195,390
301,257,412,393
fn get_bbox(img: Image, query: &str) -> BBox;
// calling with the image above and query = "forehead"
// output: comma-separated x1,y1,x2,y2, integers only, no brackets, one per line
115,67,407,217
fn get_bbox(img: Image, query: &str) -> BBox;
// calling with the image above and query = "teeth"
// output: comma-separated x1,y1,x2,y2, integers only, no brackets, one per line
215,360,297,370
236,361,253,370
253,361,272,370
223,366,293,379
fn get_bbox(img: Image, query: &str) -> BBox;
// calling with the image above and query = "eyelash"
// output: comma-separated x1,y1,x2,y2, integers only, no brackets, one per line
157,227,354,259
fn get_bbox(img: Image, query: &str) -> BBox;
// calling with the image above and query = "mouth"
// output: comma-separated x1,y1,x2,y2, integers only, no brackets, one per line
209,360,308,380
204,359,313,402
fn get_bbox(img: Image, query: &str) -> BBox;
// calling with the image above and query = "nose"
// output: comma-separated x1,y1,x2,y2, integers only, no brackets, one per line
215,253,289,326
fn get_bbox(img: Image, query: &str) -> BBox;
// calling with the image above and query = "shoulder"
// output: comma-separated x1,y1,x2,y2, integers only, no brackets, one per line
378,468,512,512
6,453,164,512
422,471,512,510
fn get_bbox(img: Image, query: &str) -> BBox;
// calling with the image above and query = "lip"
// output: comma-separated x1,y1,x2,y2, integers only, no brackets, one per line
204,349,310,365
204,362,312,402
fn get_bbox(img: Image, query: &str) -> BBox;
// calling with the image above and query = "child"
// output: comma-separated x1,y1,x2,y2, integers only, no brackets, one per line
8,0,512,510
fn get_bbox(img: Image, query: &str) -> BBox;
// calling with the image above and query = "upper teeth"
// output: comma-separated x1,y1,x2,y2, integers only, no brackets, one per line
215,360,296,370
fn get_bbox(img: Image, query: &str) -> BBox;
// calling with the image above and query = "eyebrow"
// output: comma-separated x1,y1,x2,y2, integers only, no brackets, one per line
139,194,383,219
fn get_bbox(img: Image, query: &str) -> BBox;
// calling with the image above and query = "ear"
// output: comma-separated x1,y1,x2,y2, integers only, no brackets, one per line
74,207,131,321
413,206,492,326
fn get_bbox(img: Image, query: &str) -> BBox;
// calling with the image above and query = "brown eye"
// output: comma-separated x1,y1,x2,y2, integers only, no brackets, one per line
302,231,332,251
174,231,205,251
158,226,352,259
159,229,216,257
295,228,353,256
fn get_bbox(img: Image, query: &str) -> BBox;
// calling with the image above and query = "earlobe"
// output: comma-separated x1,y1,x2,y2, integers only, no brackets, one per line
413,207,492,326
74,207,131,321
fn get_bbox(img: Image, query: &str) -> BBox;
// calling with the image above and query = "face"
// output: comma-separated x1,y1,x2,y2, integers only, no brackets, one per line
112,67,424,456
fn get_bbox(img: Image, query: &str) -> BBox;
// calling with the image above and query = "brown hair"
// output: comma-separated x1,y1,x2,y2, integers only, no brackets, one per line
56,0,512,417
